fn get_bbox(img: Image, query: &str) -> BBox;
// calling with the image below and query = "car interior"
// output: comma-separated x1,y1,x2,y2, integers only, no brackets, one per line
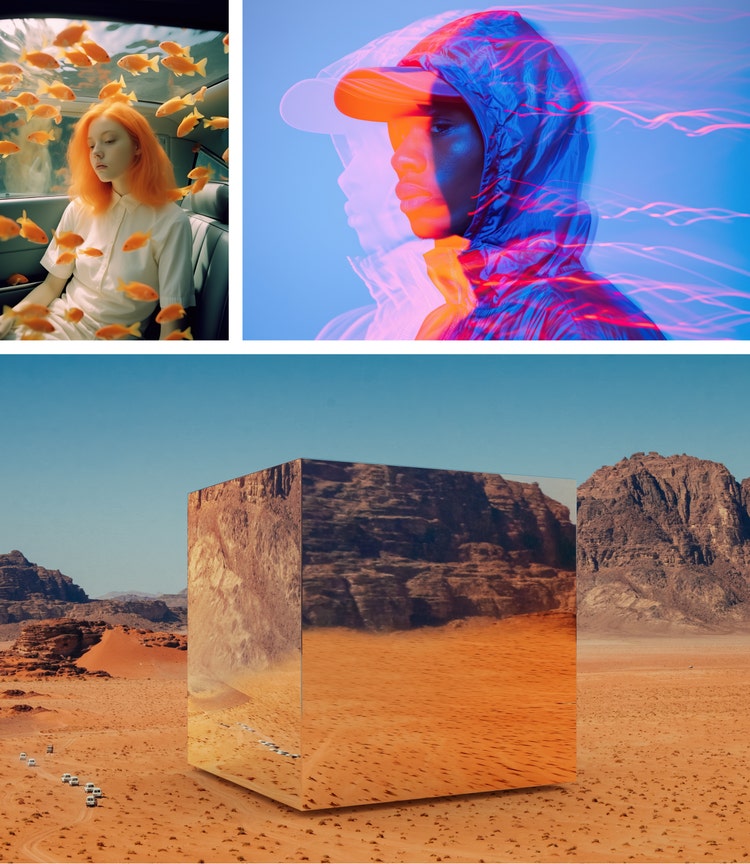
0,0,229,339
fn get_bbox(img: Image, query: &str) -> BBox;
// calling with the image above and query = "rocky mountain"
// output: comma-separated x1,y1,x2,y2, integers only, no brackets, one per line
0,551,187,633
300,460,576,630
577,452,750,632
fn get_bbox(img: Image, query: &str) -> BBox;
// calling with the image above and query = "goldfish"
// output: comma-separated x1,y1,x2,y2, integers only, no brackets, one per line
176,108,203,138
121,230,151,252
117,54,160,76
64,50,93,68
13,91,39,107
0,214,21,239
80,246,103,257
203,116,228,130
3,303,50,320
6,273,28,286
0,75,22,92
98,75,127,100
187,166,212,181
64,307,84,323
16,211,49,244
223,34,229,53
192,85,207,103
0,62,23,76
95,321,142,339
21,317,55,334
27,104,62,124
19,332,44,340
222,147,228,163
155,94,195,117
80,40,110,63
28,130,56,145
116,279,158,302
155,303,186,323
38,82,76,101
161,55,207,77
105,89,137,105
159,41,192,57
164,326,193,340
184,176,208,195
0,141,21,158
53,21,89,47
20,50,60,70
56,252,76,265
0,99,19,116
53,230,85,249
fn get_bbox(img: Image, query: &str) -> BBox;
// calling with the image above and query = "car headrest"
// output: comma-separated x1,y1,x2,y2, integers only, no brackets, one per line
182,181,228,225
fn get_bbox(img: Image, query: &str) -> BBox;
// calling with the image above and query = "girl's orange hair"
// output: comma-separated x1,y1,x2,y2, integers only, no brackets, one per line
68,101,178,213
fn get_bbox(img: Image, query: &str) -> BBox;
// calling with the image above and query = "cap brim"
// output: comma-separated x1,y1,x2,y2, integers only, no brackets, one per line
334,67,463,121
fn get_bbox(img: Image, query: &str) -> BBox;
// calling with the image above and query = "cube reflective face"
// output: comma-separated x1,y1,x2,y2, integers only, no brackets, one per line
188,459,576,810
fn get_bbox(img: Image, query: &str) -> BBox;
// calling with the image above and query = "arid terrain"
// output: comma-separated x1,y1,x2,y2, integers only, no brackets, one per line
1,626,749,863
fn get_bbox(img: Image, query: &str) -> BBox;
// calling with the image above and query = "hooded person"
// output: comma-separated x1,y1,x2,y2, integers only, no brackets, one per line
334,9,665,340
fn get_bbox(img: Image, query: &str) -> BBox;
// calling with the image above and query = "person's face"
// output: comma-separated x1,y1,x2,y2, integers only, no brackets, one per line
388,101,484,239
88,115,138,195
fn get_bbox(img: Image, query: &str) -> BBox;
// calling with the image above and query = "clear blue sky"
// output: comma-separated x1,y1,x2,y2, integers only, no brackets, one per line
245,0,750,339
2,353,750,597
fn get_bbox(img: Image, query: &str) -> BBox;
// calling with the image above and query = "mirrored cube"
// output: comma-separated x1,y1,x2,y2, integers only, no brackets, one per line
188,459,576,810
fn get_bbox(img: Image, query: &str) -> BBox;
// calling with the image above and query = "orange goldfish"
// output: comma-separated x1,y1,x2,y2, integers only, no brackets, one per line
0,141,21,158
56,251,76,265
116,279,158,302
6,273,28,286
117,54,160,75
0,99,18,116
53,230,85,249
16,211,49,244
13,91,39,107
155,303,186,323
98,75,127,100
27,104,62,124
53,21,89,47
192,85,207,103
121,230,151,252
20,50,60,70
4,303,50,320
0,74,22,92
80,40,110,63
223,34,229,53
95,321,142,339
203,116,228,130
0,62,23,76
164,326,193,340
19,332,44,340
38,82,76,101
27,130,56,145
159,41,192,57
64,307,84,323
0,214,21,239
187,166,212,181
105,89,137,105
80,246,103,257
161,55,207,77
176,108,203,138
222,147,228,163
21,317,55,334
64,49,93,67
155,94,195,117
184,176,208,195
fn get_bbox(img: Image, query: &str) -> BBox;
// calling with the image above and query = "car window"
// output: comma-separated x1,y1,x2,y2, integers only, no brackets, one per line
0,17,227,197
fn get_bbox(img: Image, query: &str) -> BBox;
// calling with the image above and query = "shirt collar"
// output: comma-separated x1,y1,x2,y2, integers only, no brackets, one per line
110,191,141,214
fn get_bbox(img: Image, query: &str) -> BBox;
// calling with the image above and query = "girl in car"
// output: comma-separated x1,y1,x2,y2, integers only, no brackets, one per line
0,100,193,340
332,10,665,340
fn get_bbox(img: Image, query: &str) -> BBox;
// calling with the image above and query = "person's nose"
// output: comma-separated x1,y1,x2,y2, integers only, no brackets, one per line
390,128,428,177
92,141,103,159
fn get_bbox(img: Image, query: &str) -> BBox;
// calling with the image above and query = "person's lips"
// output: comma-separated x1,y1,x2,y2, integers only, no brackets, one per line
395,180,433,203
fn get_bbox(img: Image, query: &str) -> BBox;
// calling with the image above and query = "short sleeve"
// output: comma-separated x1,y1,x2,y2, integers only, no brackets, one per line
154,207,195,308
39,200,79,281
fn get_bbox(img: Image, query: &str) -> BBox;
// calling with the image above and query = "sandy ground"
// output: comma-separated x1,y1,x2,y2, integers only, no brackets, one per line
1,628,749,863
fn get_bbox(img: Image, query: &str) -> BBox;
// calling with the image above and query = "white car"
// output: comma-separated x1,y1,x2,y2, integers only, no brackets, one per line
61,773,72,783
84,783,95,793
69,776,79,786
93,788,103,798
27,758,36,767
85,795,97,807
19,752,27,761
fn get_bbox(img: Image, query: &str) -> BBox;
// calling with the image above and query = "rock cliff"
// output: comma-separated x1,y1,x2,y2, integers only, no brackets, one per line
577,452,750,632
300,460,575,630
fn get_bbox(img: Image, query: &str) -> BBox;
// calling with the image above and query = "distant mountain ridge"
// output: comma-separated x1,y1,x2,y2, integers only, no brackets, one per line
578,452,750,632
0,551,186,632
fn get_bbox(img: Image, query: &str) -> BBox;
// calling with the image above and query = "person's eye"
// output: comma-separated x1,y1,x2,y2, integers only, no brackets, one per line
430,119,453,135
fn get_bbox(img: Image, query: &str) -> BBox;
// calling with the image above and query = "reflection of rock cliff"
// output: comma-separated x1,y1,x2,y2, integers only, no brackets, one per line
578,452,750,632
301,461,575,630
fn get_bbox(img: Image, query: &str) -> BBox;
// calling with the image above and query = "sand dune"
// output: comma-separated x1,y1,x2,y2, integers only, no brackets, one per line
75,628,186,680
1,631,748,862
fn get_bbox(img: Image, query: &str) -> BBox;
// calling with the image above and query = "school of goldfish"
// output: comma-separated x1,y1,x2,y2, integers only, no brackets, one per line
0,19,228,340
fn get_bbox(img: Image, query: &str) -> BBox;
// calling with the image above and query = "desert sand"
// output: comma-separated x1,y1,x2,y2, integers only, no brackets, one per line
1,627,749,863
